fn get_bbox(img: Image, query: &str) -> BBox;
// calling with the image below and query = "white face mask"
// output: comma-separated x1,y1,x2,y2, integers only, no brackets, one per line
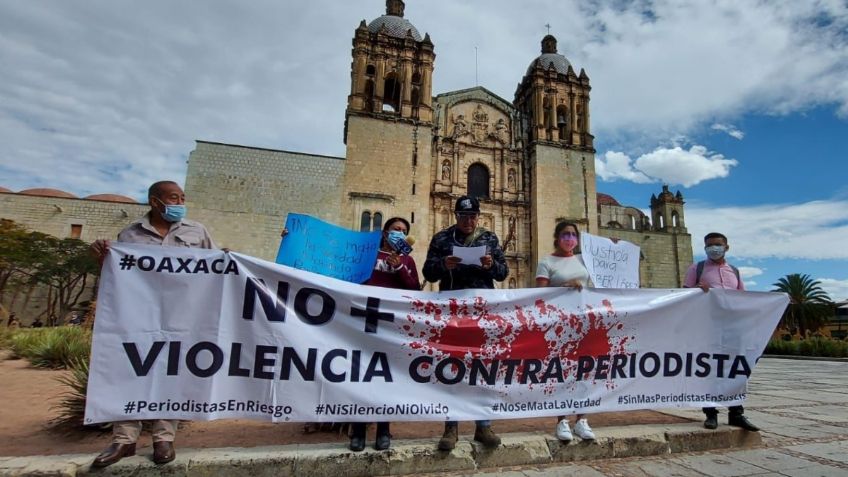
705,245,725,260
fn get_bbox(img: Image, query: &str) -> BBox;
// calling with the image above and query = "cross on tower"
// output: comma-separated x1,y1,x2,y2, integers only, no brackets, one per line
351,297,395,333
545,23,551,35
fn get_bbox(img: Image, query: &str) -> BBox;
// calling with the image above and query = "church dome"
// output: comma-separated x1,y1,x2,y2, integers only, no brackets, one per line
18,188,77,199
84,193,138,204
597,193,621,207
526,34,572,75
367,15,422,41
366,0,422,41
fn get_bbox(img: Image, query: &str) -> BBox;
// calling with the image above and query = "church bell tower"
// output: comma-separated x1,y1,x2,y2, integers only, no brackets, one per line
339,0,435,267
514,35,597,271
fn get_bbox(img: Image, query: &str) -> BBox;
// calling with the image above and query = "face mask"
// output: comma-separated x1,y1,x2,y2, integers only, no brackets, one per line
559,236,578,252
387,230,406,246
155,198,186,223
387,230,412,255
705,245,725,260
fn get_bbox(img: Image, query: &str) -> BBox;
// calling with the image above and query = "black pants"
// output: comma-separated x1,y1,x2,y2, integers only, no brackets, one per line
703,406,743,417
351,422,389,438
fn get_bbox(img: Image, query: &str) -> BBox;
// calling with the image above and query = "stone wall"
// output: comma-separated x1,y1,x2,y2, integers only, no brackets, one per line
185,141,345,260
0,192,147,242
341,116,433,271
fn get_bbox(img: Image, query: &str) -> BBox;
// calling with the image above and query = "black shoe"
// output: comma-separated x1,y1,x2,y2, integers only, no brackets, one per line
349,434,366,452
375,432,391,450
728,414,760,432
152,441,175,465
704,415,718,430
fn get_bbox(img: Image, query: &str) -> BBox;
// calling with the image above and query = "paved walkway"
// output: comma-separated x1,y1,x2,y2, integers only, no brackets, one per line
2,357,845,476
436,357,848,476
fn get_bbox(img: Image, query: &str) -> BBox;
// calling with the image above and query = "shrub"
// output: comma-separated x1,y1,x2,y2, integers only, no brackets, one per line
765,337,848,358
8,327,91,368
51,357,102,431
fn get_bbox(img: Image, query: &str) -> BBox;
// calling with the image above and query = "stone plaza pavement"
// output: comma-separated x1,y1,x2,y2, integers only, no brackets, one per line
1,357,845,476
439,357,848,477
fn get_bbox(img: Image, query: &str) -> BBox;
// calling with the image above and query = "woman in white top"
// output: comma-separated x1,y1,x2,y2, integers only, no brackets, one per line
535,221,596,442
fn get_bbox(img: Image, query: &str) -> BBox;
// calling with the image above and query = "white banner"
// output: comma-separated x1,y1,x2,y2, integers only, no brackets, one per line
85,243,788,424
581,232,641,288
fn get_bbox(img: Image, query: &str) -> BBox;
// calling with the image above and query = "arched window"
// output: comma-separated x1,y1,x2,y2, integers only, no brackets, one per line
467,163,490,199
672,211,679,227
411,71,421,84
366,64,376,76
360,212,372,231
372,212,383,231
630,215,637,230
658,215,665,229
383,74,401,112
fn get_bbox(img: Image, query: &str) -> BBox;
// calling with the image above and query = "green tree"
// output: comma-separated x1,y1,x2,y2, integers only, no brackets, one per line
771,273,834,337
0,220,99,324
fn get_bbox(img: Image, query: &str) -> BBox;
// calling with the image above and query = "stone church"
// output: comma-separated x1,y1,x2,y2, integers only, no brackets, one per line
184,0,693,288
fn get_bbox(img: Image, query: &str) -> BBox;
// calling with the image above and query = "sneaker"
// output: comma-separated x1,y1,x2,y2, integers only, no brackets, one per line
438,424,458,451
473,426,501,448
555,419,573,442
573,418,595,440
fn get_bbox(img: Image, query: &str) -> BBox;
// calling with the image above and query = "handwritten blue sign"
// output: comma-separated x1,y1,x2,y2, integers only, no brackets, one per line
275,214,382,283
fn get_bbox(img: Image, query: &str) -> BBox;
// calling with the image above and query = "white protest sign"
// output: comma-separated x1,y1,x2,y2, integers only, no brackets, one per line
581,232,641,288
85,243,787,424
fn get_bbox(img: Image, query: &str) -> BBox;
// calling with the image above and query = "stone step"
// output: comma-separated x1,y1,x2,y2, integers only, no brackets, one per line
0,423,761,477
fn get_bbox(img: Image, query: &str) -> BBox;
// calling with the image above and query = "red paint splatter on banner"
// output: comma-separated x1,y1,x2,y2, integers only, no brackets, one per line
402,294,634,391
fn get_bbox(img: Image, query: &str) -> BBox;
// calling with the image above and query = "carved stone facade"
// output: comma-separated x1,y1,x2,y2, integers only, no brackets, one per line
183,0,692,288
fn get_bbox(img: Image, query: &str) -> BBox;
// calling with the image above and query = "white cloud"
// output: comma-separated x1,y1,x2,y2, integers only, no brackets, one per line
0,0,846,197
595,145,738,187
595,151,652,183
711,123,745,140
685,199,848,260
819,278,848,302
738,267,764,279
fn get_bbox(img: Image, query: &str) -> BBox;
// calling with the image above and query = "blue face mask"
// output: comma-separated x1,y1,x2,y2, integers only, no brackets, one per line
387,230,406,248
705,245,725,260
387,230,412,255
155,198,186,223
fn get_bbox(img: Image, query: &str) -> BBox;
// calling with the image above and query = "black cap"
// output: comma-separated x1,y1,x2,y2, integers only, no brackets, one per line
454,196,480,214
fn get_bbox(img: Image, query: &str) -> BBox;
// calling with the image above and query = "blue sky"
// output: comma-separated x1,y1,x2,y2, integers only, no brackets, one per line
0,0,846,299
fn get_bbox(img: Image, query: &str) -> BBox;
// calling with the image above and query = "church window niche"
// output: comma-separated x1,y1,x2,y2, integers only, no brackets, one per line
366,64,376,76
576,103,583,131
630,215,637,230
441,160,451,182
372,212,383,231
467,163,490,199
360,211,372,231
671,211,679,228
658,215,665,229
411,87,420,118
364,79,375,111
383,73,401,113
556,105,568,141
411,71,421,84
